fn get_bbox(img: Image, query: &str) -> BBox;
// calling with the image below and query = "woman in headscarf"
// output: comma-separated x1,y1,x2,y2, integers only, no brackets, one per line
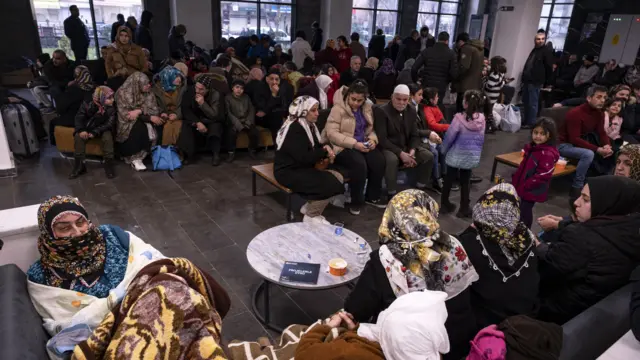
252,67,294,145
225,46,250,82
151,65,196,161
52,65,95,128
359,57,379,89
104,26,147,87
458,183,539,332
274,96,344,224
297,74,334,109
372,58,397,99
344,189,478,359
315,39,339,68
115,71,161,171
536,176,640,324
614,144,640,181
321,63,341,96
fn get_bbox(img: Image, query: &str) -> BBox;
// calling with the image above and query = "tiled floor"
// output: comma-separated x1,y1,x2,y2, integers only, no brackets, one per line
0,113,574,345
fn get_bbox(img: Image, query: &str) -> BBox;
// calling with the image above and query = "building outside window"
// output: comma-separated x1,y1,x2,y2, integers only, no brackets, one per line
221,0,294,50
539,0,574,51
32,0,142,60
417,0,460,47
351,0,399,48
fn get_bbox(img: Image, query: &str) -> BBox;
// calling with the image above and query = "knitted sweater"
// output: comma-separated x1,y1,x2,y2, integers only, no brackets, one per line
441,112,486,169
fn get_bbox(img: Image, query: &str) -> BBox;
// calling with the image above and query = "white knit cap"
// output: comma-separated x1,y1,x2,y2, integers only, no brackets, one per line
393,84,411,96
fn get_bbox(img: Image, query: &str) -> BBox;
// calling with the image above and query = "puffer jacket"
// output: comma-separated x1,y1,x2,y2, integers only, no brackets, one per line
411,42,458,93
322,86,377,154
74,99,116,136
455,40,485,93
424,104,450,134
512,142,560,203
441,112,486,169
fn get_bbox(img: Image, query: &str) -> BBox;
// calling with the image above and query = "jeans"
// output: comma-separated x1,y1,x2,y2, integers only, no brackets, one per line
522,83,541,126
520,200,535,229
382,148,434,194
428,143,444,180
557,143,594,189
74,131,114,160
334,148,385,206
442,165,471,210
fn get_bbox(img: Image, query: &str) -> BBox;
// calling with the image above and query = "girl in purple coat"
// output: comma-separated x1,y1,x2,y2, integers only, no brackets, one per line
512,117,560,228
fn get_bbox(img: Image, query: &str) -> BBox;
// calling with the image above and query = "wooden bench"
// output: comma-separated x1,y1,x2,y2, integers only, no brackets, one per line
251,163,294,221
490,151,577,182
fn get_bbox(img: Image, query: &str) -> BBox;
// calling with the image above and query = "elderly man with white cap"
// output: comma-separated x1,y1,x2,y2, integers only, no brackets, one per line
374,84,436,199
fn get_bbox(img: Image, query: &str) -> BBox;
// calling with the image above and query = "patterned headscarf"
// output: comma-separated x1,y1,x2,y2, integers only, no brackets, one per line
379,189,478,298
74,65,94,91
376,58,396,77
36,195,106,290
93,86,114,115
472,183,535,265
195,73,213,89
618,144,640,182
154,65,183,92
115,72,160,142
276,96,321,150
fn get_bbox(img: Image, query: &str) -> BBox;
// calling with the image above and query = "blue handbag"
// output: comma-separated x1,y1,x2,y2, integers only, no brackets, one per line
151,145,182,171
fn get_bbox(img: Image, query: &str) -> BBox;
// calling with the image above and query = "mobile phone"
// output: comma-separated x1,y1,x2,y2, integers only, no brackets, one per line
363,141,371,148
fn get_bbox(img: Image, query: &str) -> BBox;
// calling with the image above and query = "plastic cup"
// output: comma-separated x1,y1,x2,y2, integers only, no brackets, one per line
334,223,344,236
556,159,567,170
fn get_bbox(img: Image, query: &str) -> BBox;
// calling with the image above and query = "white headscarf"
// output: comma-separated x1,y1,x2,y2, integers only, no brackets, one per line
315,74,333,110
357,291,450,360
276,96,321,150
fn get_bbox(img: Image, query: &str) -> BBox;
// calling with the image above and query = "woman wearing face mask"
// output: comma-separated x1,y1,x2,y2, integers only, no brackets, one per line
323,80,385,214
535,176,640,324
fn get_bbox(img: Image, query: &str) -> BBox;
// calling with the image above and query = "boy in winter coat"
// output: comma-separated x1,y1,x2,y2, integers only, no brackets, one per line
512,118,560,228
70,86,116,180
225,79,259,162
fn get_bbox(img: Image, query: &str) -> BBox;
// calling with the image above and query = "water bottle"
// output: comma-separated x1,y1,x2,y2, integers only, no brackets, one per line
357,243,367,265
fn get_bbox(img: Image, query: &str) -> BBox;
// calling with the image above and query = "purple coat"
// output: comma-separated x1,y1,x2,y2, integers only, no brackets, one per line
512,143,560,203
441,112,486,169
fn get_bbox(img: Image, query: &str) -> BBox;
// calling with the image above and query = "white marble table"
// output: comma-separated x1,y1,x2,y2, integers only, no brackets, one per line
597,331,640,360
246,222,372,331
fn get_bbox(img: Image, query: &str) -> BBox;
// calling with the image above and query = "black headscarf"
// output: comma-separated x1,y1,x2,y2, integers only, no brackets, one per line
587,175,640,217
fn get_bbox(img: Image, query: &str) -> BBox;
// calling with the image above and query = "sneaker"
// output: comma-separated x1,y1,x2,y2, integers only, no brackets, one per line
300,203,309,215
470,174,483,184
440,201,457,214
456,207,472,219
131,160,146,171
303,214,331,225
366,198,388,209
349,205,361,216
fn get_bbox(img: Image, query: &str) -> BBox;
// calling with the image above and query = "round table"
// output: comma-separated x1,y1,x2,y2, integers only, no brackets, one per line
246,222,372,332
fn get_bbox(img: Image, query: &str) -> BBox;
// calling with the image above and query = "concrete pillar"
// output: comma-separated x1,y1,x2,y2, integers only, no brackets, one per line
170,0,214,50
399,0,419,38
320,0,353,43
490,0,544,93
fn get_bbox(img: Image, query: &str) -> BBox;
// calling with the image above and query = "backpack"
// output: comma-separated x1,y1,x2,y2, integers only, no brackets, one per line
151,145,182,171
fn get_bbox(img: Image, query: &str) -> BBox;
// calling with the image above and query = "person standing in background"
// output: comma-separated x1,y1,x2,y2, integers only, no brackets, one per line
63,5,90,61
110,14,125,43
136,10,154,57
311,21,323,52
521,30,554,128
290,30,315,69
368,29,386,61
168,24,188,59
126,16,138,42
350,32,367,64
419,26,435,51
335,36,353,73
412,31,458,105
453,32,484,113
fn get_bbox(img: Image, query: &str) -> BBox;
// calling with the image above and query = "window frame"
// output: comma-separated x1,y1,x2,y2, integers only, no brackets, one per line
416,0,461,45
539,0,574,51
220,0,296,48
352,0,400,45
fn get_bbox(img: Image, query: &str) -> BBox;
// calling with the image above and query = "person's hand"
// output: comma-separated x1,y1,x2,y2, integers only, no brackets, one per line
150,115,164,125
195,94,205,105
552,103,563,108
27,81,32,88
270,84,279,96
161,113,169,119
400,152,417,167
127,110,141,120
256,111,266,117
367,140,377,150
428,132,442,144
169,113,178,121
327,313,343,328
537,215,560,232
7,96,20,103
324,145,336,162
339,312,358,331
68,80,75,87
596,147,613,158
506,77,515,83
79,131,90,140
534,237,541,247
196,122,208,133
354,142,370,153
409,148,416,158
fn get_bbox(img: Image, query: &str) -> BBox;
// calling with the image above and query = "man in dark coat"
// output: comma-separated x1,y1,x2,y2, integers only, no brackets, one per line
63,5,90,61
168,24,187,58
521,30,554,127
403,30,422,61
339,55,362,87
368,29,386,60
110,14,125,43
135,10,154,56
43,50,75,97
411,31,457,105
453,33,484,112
310,21,323,52
419,26,436,51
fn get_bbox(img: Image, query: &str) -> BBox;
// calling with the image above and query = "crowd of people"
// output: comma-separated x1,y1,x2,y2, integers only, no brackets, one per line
8,5,640,358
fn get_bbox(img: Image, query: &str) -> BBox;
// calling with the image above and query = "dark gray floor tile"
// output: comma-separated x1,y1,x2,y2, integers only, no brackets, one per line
221,312,269,346
179,219,235,252
206,245,262,291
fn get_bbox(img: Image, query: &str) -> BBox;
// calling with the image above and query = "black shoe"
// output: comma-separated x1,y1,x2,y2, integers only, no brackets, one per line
103,159,115,179
212,153,221,166
451,183,460,191
456,207,472,219
521,124,534,130
431,179,443,194
226,152,235,163
470,174,482,184
69,158,87,179
440,201,456,214
366,198,388,209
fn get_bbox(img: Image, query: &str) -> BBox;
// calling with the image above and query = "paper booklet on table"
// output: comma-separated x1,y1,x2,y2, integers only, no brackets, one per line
279,261,321,284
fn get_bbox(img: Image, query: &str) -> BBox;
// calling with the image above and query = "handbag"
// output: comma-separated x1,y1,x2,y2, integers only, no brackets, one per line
498,104,522,133
151,145,182,171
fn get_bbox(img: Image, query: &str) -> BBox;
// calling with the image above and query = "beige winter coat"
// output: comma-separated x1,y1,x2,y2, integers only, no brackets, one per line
322,86,378,154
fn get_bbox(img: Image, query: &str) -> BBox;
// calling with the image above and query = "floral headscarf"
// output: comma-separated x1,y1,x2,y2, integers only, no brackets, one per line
618,144,640,182
93,86,114,115
379,189,478,299
472,183,535,266
376,58,396,77
74,65,94,91
275,96,321,150
35,195,106,290
154,65,183,92
115,72,159,142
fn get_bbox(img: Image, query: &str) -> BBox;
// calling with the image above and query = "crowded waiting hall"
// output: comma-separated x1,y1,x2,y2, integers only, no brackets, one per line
2,0,640,359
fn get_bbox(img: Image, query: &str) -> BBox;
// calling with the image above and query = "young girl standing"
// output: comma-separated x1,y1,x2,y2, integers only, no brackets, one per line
512,117,560,228
441,90,486,218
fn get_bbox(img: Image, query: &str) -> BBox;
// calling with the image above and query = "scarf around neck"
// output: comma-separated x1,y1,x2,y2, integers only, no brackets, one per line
93,86,114,115
276,95,321,150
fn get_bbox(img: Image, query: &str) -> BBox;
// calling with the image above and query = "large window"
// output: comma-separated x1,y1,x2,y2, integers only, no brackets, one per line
539,0,574,51
417,0,461,47
32,0,142,60
351,0,399,49
221,1,294,50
